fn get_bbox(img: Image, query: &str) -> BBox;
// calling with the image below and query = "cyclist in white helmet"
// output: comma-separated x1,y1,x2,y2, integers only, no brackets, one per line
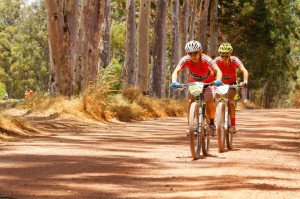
171,40,223,136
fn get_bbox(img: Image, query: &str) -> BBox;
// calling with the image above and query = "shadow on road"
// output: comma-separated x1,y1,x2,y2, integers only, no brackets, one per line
0,109,299,198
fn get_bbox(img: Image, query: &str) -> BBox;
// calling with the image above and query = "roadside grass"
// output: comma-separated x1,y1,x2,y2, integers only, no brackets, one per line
14,66,186,122
81,86,186,122
292,90,300,108
237,99,258,110
14,86,186,123
0,99,24,109
0,85,263,141
1,84,257,123
0,112,40,141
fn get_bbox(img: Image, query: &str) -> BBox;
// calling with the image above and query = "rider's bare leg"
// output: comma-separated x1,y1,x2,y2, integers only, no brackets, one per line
228,88,237,132
204,91,216,124
185,93,196,135
187,92,195,122
204,91,216,136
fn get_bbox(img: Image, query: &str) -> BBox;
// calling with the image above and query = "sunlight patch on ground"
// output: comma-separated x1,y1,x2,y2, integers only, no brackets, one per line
55,182,137,193
243,126,299,132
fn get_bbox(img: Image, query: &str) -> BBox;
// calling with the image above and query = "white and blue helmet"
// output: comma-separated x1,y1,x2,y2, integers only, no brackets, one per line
185,40,202,53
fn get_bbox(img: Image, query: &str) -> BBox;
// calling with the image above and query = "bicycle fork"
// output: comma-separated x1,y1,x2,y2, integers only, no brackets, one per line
224,100,232,131
197,100,205,133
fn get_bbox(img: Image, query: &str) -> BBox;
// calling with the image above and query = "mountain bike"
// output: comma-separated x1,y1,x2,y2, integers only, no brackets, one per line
215,84,242,152
178,82,215,160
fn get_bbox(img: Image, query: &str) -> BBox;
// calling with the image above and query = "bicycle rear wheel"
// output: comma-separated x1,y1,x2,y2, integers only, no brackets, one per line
201,112,210,156
216,102,226,153
226,114,233,150
189,102,201,160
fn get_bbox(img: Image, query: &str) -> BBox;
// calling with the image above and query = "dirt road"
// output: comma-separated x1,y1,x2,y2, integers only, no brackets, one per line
0,109,299,199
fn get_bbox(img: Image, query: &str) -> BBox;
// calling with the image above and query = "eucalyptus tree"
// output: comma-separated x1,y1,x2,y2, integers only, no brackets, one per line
136,0,151,94
170,0,180,97
0,0,23,97
180,0,190,55
77,0,105,91
10,1,49,97
0,0,22,32
208,0,218,58
45,0,79,96
188,0,196,41
198,0,210,52
180,0,192,92
123,0,136,86
99,0,111,69
152,0,168,97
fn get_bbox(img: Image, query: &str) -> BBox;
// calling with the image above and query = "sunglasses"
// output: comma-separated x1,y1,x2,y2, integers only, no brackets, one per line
188,51,199,56
221,55,229,58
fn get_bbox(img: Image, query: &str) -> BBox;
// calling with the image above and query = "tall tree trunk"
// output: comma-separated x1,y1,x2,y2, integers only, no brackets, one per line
76,0,105,91
208,0,218,58
188,0,196,41
123,0,136,86
170,0,180,97
99,0,111,69
241,87,248,101
136,0,151,94
181,0,190,81
152,0,168,97
199,0,210,52
180,0,190,57
262,80,271,108
179,0,191,98
45,0,79,96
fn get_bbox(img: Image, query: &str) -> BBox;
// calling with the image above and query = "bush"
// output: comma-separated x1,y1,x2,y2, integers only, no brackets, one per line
0,82,7,99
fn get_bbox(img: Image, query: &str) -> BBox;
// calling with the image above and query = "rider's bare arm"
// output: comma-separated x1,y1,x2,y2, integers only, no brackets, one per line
172,56,190,82
207,55,222,82
239,65,248,84
232,56,248,84
210,59,222,81
171,66,183,82
214,65,222,81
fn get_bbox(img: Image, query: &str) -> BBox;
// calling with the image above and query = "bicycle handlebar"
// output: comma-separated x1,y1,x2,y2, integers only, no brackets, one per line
229,82,247,88
177,82,216,89
173,82,247,89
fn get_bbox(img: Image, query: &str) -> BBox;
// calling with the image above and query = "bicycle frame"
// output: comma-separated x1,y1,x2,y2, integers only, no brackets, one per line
183,82,213,159
195,94,206,134
218,93,229,129
186,82,213,135
217,84,240,124
216,84,240,151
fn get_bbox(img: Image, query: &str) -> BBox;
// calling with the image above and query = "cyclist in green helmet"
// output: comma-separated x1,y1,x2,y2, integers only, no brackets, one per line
213,42,249,133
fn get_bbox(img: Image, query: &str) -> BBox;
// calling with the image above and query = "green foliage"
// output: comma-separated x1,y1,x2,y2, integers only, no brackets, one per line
0,82,6,98
0,0,23,32
111,0,126,20
99,58,123,91
219,0,300,107
111,21,126,63
0,0,49,98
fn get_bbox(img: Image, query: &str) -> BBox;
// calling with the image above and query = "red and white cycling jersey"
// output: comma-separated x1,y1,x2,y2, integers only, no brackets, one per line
177,53,217,83
213,56,244,85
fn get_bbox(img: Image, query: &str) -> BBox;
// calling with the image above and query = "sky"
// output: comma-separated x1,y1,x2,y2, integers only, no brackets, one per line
25,0,37,5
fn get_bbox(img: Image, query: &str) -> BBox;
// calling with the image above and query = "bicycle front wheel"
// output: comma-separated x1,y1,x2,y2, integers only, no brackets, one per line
201,112,210,156
216,102,226,153
189,102,201,160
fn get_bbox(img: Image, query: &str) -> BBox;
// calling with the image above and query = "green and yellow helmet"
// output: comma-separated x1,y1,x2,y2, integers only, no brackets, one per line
218,42,233,55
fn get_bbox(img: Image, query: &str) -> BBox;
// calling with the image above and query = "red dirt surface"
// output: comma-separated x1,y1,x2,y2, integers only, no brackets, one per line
0,109,299,198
